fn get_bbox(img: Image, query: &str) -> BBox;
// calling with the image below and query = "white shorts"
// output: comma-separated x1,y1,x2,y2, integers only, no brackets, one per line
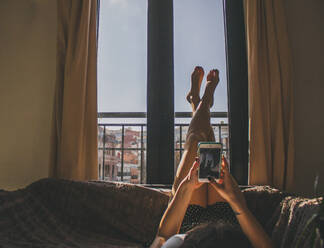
161,234,187,248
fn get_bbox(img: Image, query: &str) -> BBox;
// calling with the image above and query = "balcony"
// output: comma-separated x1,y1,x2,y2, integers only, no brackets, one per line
98,112,228,184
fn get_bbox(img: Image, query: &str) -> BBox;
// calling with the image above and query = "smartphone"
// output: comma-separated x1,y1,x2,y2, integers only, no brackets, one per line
198,142,222,182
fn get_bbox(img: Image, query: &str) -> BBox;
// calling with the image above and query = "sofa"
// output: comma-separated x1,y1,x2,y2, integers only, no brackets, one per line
0,178,322,247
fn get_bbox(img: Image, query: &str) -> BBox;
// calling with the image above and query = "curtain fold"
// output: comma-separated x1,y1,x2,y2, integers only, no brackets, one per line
245,0,295,190
50,0,98,180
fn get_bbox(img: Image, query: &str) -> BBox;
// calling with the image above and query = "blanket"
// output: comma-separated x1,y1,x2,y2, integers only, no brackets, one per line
242,186,322,247
271,196,322,247
0,178,169,248
0,178,322,247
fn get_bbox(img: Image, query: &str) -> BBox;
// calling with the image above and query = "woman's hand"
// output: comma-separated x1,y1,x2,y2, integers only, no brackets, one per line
208,156,247,213
181,158,204,191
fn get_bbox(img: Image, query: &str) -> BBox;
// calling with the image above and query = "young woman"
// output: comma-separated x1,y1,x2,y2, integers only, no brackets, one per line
150,67,273,248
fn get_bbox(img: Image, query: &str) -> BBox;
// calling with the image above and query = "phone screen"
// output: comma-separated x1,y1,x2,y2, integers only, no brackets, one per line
199,147,221,180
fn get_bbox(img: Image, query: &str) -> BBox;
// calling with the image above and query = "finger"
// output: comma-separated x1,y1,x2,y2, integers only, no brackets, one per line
221,158,226,168
222,155,229,168
208,176,222,186
221,156,230,174
208,176,223,191
189,161,199,178
192,160,199,171
207,176,217,185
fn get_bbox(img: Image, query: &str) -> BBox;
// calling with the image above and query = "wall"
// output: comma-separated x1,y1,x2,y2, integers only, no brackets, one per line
284,0,324,196
0,0,56,190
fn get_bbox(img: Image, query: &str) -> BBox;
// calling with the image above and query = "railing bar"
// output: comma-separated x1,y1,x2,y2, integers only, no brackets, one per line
219,125,222,143
98,123,227,127
98,112,228,118
179,125,183,160
141,125,144,184
175,148,229,151
102,126,106,180
98,147,145,151
121,125,125,182
175,112,228,118
174,124,227,127
98,112,146,118
98,124,146,127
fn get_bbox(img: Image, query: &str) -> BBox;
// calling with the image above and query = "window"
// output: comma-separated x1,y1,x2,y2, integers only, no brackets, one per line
173,0,229,174
174,0,228,114
97,0,147,183
97,0,147,114
97,0,248,185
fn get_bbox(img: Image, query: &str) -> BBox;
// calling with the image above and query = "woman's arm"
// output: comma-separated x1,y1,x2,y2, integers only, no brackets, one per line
209,156,274,248
157,160,203,240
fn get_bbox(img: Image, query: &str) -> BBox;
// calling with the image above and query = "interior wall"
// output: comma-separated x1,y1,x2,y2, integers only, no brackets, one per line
284,0,324,196
0,0,56,190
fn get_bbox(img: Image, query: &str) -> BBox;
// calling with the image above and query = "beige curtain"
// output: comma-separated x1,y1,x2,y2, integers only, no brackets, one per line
50,0,98,180
245,0,295,190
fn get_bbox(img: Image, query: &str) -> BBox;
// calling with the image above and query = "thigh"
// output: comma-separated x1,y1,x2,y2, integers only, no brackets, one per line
207,183,226,205
172,136,208,207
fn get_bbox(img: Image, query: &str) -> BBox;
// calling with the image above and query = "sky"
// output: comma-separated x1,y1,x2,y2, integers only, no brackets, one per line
97,0,228,122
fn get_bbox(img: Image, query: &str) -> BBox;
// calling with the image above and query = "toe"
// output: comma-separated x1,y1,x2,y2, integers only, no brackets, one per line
198,67,204,78
207,70,213,81
207,69,219,82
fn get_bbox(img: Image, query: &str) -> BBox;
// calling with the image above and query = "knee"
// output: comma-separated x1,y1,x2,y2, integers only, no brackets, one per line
185,132,207,150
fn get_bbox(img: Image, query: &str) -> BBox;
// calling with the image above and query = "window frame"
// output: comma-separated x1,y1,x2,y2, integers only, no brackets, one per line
223,0,249,185
146,0,174,184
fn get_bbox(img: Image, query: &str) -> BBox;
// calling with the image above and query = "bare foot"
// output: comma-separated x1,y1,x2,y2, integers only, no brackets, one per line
202,69,219,108
186,66,204,112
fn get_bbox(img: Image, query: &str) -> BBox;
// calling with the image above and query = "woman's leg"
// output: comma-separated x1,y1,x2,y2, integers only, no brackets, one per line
172,68,220,207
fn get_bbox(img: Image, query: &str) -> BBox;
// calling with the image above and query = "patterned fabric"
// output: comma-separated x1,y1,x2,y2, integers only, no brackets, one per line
271,196,322,248
180,202,238,233
0,178,169,248
240,186,322,248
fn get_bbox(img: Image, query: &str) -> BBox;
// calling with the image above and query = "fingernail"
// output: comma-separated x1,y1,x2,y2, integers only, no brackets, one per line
219,179,223,184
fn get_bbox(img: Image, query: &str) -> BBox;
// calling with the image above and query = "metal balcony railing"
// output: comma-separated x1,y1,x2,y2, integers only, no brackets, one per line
98,112,228,184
